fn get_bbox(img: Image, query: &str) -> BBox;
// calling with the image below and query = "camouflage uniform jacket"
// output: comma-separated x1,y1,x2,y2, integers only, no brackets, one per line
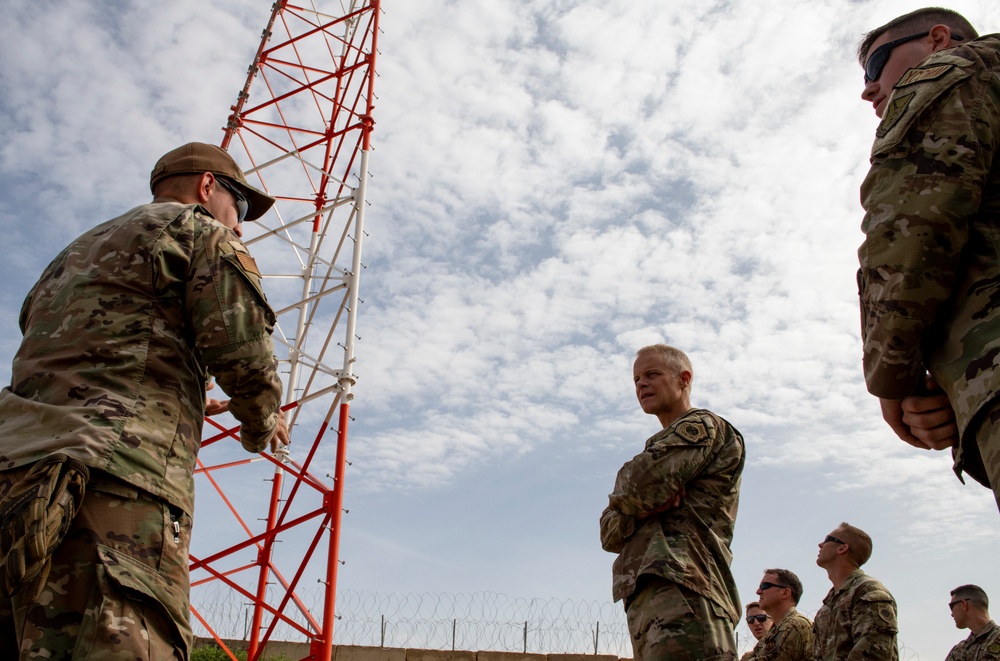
0,201,283,515
599,408,745,626
858,35,1000,451
748,608,813,661
946,620,1000,661
812,569,898,661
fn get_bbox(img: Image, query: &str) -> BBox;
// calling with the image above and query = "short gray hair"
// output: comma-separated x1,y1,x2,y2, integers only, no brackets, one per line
635,344,693,378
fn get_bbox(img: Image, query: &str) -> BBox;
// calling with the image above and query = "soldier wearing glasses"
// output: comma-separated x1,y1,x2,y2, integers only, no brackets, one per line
740,602,772,661
813,524,898,660
600,345,745,661
945,585,1000,661
746,569,812,661
0,142,288,659
855,7,1000,511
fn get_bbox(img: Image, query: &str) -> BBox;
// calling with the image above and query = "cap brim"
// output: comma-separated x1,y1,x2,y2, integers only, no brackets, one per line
231,179,275,222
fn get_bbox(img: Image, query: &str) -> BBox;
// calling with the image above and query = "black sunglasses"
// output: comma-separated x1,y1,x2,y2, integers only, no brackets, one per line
216,177,250,223
823,535,846,545
759,582,788,592
950,598,967,611
864,31,964,83
746,614,770,624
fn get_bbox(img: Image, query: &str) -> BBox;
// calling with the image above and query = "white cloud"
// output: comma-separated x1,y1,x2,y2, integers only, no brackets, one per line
3,1,1000,658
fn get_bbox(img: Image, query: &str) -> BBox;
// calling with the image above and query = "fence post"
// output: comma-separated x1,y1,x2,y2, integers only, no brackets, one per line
452,619,456,651
594,621,599,655
523,621,528,653
381,614,385,648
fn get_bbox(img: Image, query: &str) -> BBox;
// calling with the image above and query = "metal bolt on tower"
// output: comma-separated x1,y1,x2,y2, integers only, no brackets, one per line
189,2,380,660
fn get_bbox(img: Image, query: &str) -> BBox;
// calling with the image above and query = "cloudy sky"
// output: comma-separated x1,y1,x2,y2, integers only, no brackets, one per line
3,0,1000,658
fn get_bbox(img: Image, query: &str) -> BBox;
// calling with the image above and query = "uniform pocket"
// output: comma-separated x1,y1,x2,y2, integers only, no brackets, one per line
73,544,191,660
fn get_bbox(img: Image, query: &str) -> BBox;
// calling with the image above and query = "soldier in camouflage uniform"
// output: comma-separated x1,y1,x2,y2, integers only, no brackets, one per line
748,568,812,661
741,602,773,661
0,142,288,660
813,524,898,661
855,8,1000,510
946,585,1000,661
600,344,745,661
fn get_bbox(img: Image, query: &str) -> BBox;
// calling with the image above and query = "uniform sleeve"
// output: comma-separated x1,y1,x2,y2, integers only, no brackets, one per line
766,615,814,661
858,61,997,398
185,216,284,452
606,414,719,518
847,588,898,661
598,505,635,553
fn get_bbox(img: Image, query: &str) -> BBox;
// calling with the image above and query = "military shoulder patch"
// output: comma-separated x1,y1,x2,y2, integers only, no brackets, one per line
235,252,261,277
895,64,953,88
875,91,915,139
987,640,1000,655
674,419,709,443
876,604,895,625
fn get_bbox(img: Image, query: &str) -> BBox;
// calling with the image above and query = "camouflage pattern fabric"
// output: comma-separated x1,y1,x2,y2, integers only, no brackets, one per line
946,620,1000,660
0,453,89,600
857,35,1000,486
0,468,192,660
962,397,1000,512
625,574,737,661
813,569,898,661
742,641,763,661
0,200,284,516
600,408,745,629
746,608,813,661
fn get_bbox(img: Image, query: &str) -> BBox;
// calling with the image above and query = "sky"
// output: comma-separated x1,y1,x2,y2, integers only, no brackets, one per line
2,0,1000,659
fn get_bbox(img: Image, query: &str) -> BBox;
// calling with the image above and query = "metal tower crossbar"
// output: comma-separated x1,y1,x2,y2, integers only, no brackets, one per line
191,2,380,660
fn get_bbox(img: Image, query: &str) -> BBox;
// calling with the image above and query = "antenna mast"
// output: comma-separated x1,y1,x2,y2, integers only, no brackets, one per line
191,2,380,660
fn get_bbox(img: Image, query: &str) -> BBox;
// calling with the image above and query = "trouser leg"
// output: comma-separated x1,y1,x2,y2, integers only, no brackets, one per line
625,575,736,661
1,469,193,660
957,398,1000,514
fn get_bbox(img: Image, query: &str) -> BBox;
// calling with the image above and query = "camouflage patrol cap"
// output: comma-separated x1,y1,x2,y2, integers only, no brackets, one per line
150,142,275,221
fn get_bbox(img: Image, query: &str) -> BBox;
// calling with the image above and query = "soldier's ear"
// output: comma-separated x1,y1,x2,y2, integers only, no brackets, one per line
197,172,216,203
929,24,955,52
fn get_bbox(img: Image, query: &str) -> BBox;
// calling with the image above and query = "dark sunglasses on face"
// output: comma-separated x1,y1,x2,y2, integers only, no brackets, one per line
864,31,964,83
746,614,770,624
759,582,788,591
823,535,846,545
216,176,250,223
950,599,967,611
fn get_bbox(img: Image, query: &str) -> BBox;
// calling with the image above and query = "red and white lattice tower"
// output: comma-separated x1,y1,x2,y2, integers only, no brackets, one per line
189,2,380,660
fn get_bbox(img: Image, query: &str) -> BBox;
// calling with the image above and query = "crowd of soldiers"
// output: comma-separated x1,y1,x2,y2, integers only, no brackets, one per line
738,545,1000,660
600,6,1000,661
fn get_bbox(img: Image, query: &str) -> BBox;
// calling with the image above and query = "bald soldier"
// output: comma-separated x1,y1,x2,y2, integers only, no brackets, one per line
0,142,288,659
855,7,1000,510
601,344,745,661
